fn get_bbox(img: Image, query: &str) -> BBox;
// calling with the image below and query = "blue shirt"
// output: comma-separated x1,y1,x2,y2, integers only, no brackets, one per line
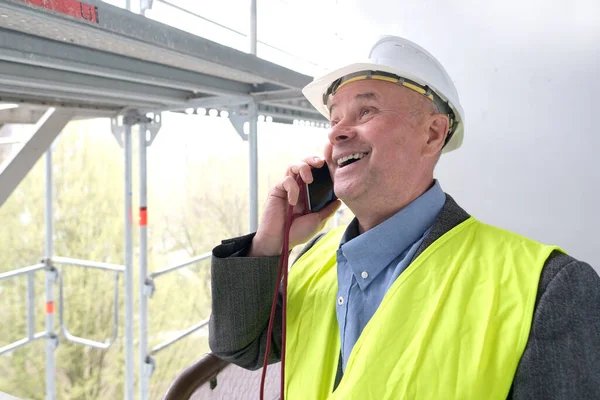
335,181,446,371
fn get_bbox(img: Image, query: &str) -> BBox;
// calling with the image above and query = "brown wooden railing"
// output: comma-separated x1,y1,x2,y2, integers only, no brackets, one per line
163,353,229,400
163,353,281,400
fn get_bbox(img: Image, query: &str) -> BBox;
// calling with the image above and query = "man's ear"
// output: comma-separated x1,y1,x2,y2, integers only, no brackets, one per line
423,114,449,157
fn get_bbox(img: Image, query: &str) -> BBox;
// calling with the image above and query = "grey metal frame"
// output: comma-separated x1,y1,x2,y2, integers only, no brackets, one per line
143,252,212,359
58,268,121,350
124,124,135,400
139,122,151,400
0,0,328,399
0,108,75,206
43,147,57,400
53,257,124,350
249,100,259,231
148,318,210,357
0,264,47,356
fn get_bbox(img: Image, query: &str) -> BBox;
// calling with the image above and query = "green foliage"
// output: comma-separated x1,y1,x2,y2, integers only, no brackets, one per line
0,113,335,399
0,120,128,400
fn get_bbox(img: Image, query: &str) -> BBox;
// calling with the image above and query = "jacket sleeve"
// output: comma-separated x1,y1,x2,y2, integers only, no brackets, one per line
208,233,323,370
509,252,600,399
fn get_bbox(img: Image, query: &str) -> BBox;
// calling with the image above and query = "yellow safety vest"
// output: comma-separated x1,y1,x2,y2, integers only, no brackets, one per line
285,217,560,400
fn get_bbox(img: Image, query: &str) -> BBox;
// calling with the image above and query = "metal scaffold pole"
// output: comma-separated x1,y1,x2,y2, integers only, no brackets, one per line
248,101,258,232
250,0,257,56
249,0,259,232
139,124,150,400
124,124,135,400
44,148,57,400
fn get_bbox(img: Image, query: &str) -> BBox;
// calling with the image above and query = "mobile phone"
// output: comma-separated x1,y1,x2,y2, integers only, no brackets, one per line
306,163,337,212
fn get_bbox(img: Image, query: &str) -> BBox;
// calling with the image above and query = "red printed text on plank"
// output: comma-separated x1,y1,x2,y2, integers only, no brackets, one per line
21,0,99,23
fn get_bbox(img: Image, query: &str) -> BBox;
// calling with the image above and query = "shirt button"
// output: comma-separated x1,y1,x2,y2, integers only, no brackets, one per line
361,271,369,279
337,296,344,305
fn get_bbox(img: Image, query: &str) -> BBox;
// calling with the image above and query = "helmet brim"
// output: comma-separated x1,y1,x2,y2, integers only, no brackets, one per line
302,62,464,153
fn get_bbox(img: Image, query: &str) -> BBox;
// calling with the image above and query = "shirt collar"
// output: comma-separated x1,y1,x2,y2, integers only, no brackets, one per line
338,180,446,290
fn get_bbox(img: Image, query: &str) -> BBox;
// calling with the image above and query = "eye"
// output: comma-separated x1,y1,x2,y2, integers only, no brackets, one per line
330,118,339,127
360,108,374,119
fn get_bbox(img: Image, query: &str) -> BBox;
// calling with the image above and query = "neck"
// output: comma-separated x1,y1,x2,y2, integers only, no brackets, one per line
351,178,435,234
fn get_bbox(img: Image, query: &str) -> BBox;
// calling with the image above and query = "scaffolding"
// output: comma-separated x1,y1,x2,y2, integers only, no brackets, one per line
0,0,327,399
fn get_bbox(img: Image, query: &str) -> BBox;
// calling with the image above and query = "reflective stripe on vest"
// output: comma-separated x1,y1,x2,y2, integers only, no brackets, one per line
285,217,561,400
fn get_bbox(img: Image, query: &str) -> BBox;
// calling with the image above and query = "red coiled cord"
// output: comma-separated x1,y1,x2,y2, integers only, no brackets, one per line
260,176,310,400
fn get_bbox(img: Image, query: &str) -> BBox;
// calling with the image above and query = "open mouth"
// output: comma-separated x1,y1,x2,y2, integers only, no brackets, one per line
337,152,369,168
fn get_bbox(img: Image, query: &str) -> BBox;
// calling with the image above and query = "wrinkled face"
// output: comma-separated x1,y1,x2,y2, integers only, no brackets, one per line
325,79,436,206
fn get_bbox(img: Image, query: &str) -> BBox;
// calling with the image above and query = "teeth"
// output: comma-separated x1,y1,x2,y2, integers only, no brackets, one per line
337,152,367,166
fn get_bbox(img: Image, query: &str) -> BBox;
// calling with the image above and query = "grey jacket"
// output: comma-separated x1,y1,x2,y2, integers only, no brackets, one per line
209,195,600,399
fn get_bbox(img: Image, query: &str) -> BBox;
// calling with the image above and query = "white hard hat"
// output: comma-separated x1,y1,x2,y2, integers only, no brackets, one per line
303,36,465,153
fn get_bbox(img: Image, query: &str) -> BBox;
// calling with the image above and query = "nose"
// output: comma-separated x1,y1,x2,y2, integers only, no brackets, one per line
327,123,357,144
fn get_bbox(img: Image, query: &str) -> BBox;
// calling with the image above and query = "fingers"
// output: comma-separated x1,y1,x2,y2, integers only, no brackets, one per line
274,175,300,206
271,156,325,207
287,156,325,184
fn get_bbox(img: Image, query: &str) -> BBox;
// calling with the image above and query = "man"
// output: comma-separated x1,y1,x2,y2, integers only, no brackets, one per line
209,36,600,399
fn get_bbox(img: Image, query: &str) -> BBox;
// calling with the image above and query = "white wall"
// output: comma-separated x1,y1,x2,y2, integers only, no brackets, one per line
332,0,600,269
109,0,600,268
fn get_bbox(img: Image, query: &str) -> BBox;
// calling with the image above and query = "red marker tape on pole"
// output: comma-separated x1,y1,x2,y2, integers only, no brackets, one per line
139,207,147,227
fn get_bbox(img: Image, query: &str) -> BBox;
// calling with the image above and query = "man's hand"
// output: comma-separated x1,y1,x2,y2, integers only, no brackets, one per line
248,156,341,257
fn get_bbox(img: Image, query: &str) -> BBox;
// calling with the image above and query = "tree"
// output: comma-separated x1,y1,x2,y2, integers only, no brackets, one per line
1,112,330,399
0,119,126,399
0,115,251,399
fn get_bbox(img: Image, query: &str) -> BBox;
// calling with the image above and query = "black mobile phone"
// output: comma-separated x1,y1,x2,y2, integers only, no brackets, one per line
306,163,337,212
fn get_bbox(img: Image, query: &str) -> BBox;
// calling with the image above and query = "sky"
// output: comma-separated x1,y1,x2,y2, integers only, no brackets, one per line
97,0,600,269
